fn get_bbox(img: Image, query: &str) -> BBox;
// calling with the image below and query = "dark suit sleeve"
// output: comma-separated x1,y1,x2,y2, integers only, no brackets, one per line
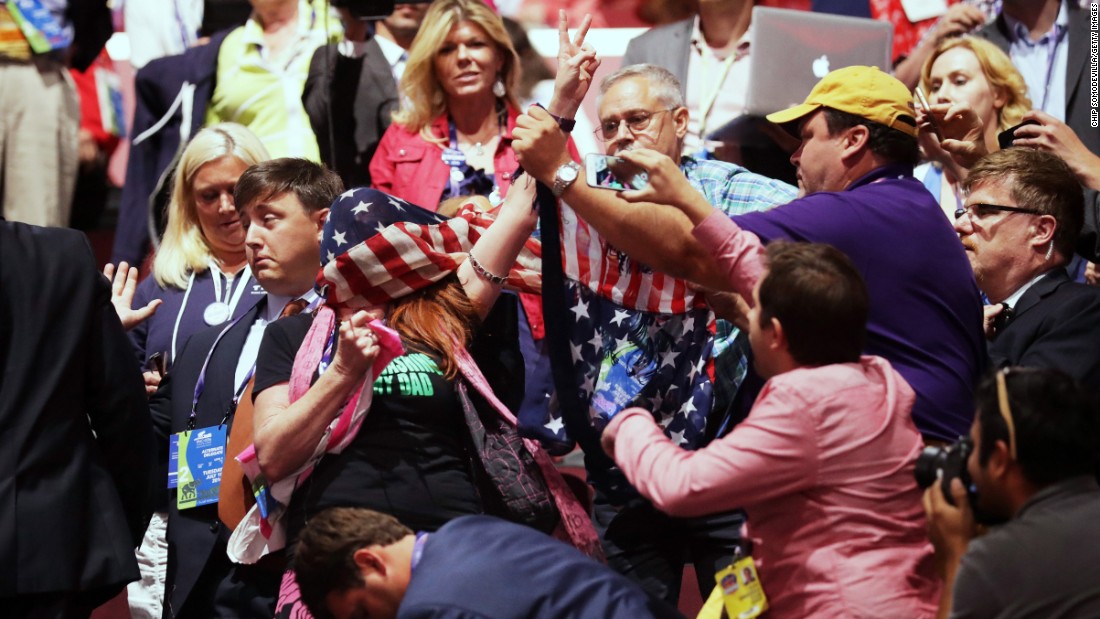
1009,292,1100,386
111,62,164,265
304,44,371,187
84,246,157,546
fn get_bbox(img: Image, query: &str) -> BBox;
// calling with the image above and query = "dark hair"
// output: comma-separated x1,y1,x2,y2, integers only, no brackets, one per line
293,507,413,619
962,149,1084,262
822,108,920,168
234,158,344,215
758,242,868,366
975,368,1100,486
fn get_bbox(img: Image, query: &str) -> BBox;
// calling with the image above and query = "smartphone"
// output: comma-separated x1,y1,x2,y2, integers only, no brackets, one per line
584,153,649,191
145,351,168,376
914,86,941,139
997,119,1040,150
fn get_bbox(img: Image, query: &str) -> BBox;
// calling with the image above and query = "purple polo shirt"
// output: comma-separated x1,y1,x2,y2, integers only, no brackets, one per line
733,165,987,441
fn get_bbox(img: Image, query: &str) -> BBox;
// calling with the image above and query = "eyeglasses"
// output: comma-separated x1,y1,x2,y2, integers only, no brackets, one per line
954,203,1044,222
594,109,674,142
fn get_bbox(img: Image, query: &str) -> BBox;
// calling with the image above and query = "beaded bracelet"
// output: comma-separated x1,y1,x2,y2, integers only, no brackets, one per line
468,253,508,285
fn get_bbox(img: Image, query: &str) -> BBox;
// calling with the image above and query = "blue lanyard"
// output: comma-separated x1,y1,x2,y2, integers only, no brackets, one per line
188,312,253,430
316,322,339,377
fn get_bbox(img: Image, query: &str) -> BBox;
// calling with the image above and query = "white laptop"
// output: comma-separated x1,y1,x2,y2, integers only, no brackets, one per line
743,7,894,116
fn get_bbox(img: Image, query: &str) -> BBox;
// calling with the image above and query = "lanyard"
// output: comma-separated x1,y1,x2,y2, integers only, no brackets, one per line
444,114,504,199
694,39,749,142
316,320,340,377
171,264,252,363
1037,24,1066,112
188,311,252,430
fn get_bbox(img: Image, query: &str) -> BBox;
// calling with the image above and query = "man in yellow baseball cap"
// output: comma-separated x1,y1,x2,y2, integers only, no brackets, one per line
515,61,985,447
763,65,919,197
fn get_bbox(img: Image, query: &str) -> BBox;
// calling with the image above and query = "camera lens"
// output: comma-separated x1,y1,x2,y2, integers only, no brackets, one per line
913,446,945,489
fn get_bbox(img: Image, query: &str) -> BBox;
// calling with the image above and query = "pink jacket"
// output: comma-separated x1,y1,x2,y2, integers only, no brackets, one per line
369,108,523,211
605,212,940,618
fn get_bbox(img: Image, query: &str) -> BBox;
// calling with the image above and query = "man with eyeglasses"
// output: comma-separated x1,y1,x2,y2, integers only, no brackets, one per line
924,367,1100,618
514,59,795,603
955,148,1100,388
518,64,986,445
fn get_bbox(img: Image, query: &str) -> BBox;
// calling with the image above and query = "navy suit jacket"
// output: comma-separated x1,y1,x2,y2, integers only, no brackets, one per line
979,2,1100,157
400,516,683,619
990,269,1100,390
149,297,265,616
0,223,154,600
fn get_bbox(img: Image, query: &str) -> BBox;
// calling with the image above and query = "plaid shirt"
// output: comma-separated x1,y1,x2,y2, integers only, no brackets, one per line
681,156,797,217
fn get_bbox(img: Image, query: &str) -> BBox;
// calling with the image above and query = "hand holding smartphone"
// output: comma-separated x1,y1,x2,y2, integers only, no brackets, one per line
914,86,941,139
585,153,649,191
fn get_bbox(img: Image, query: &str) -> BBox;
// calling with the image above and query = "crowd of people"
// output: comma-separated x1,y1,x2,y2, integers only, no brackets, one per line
3,0,1100,618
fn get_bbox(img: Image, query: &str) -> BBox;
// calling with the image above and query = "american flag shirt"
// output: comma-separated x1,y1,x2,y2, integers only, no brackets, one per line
543,158,795,500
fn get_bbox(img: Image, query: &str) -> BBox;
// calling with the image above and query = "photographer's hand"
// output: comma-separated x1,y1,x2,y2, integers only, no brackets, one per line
924,478,976,619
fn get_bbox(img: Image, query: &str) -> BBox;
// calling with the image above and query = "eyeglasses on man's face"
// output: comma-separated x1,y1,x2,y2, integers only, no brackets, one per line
954,203,1044,222
595,108,675,142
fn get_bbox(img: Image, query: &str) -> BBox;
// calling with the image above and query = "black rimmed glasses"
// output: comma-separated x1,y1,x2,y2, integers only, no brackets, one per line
594,109,675,142
954,203,1044,222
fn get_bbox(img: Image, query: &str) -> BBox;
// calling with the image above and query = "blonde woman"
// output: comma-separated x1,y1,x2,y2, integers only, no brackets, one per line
368,0,532,209
128,123,270,383
915,36,1031,220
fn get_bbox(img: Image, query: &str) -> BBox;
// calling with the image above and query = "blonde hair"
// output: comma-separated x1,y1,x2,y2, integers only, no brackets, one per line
919,36,1032,132
153,123,270,289
392,0,520,142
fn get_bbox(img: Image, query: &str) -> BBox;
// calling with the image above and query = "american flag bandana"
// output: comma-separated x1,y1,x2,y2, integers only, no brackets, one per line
316,188,542,307
539,193,720,503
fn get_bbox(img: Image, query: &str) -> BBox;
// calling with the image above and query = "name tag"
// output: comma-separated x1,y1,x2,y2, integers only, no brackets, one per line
8,0,72,53
174,425,227,510
715,555,768,618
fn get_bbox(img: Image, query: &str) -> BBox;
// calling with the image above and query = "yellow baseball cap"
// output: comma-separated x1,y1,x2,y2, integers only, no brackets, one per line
765,65,918,138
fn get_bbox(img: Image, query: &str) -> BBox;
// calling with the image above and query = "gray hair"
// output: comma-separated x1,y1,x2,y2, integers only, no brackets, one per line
598,63,685,110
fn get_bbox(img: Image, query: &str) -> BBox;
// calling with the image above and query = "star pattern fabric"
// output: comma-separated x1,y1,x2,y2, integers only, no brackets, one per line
540,198,719,502
316,188,542,308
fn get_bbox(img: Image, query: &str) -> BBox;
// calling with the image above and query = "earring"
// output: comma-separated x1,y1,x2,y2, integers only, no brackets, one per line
1045,240,1054,261
492,76,506,98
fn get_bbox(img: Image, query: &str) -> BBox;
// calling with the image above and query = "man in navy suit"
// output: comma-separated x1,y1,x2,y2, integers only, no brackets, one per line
149,158,341,618
957,148,1100,388
293,508,683,619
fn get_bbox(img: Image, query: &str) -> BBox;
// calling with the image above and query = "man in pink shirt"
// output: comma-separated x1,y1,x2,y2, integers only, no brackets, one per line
601,161,940,616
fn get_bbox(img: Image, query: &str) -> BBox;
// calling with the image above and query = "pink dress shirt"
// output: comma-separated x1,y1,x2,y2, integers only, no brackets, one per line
604,211,940,618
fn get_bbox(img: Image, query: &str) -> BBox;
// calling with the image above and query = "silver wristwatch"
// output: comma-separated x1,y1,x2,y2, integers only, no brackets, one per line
552,161,582,198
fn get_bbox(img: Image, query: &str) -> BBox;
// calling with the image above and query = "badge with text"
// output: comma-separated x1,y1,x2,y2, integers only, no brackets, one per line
715,555,768,618
168,434,179,489
174,425,227,510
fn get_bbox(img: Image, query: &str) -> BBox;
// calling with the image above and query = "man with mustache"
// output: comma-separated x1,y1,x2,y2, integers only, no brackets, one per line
956,148,1100,387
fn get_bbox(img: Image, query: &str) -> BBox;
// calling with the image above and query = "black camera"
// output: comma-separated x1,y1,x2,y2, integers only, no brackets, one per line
914,437,974,507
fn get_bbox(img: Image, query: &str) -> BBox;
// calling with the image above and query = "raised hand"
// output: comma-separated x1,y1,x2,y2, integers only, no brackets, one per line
330,309,382,379
1012,110,1100,190
921,101,988,174
548,11,600,119
103,262,161,331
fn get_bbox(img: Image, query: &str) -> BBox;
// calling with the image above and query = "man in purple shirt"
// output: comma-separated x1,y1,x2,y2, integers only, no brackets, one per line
515,65,986,441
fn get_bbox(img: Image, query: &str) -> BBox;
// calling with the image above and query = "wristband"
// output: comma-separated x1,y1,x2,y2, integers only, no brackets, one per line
535,103,576,133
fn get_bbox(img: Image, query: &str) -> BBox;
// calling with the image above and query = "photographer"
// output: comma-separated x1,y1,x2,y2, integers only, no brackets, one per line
924,367,1100,618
